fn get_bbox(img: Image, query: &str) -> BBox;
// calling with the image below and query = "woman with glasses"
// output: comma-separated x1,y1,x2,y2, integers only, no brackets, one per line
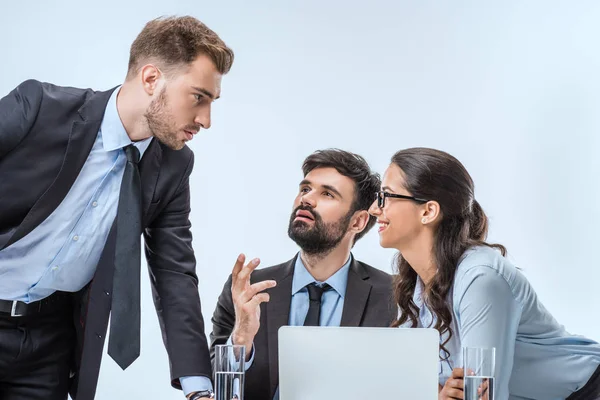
368,147,600,400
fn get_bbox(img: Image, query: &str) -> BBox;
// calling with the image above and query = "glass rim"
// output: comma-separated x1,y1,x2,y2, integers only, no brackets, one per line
215,344,246,349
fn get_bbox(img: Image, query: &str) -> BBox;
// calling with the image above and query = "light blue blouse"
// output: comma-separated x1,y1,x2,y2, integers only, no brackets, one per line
413,245,600,400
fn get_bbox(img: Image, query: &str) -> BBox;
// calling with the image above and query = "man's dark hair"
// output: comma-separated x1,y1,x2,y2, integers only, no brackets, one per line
302,149,381,243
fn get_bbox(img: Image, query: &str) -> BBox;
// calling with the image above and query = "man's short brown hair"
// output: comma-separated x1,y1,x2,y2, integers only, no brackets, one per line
127,16,234,79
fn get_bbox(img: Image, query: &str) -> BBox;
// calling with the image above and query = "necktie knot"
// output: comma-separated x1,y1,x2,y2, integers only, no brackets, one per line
306,282,331,301
125,144,140,164
303,282,331,327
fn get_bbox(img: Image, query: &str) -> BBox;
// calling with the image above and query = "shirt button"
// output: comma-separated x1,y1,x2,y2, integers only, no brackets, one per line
73,235,79,241
52,266,59,271
92,201,98,207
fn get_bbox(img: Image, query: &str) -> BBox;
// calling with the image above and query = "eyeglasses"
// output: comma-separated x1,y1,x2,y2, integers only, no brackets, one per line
375,190,429,208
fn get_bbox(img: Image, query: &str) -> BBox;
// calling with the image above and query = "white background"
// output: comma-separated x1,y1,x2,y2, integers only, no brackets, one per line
1,1,599,398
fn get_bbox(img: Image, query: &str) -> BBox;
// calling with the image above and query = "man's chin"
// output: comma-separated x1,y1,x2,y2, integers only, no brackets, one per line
172,141,186,150
155,135,186,151
290,221,313,232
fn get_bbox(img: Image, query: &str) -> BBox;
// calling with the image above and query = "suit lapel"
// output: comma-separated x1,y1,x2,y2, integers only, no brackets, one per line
139,139,162,225
3,88,115,249
340,259,372,327
266,257,295,396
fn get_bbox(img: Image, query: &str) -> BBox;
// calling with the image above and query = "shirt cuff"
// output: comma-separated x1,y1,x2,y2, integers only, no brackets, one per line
179,376,213,397
226,335,255,371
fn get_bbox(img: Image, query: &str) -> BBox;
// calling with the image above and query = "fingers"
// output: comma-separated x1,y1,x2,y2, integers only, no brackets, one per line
237,258,261,282
441,387,464,400
231,253,245,284
451,368,464,379
441,372,464,400
479,379,490,399
446,388,464,399
479,382,489,393
239,280,277,303
246,292,270,309
450,378,463,389
232,256,261,294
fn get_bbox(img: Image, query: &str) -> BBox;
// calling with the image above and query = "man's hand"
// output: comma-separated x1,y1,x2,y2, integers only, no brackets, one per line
230,254,276,360
439,368,464,400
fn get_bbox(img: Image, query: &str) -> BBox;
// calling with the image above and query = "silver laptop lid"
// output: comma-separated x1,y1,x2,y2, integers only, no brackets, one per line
278,326,439,400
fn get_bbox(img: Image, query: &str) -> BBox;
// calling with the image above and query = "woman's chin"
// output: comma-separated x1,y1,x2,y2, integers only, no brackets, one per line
378,236,394,249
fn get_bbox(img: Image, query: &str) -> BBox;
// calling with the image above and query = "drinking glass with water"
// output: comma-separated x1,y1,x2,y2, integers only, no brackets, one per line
462,347,495,400
214,344,245,400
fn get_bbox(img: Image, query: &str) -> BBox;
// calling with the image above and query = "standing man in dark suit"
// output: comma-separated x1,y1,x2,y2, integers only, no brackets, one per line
210,149,397,400
0,16,233,400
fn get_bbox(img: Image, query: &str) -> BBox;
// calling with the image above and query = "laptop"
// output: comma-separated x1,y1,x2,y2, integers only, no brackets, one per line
278,326,439,400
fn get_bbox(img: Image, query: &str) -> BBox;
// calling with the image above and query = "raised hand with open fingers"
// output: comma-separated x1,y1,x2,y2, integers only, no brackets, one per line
230,253,276,360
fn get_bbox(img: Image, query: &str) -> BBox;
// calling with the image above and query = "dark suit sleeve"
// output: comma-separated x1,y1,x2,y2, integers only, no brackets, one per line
143,151,212,388
0,80,43,160
209,274,236,366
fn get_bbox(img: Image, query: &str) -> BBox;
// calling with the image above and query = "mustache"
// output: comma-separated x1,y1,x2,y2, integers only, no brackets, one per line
293,204,321,221
184,124,201,131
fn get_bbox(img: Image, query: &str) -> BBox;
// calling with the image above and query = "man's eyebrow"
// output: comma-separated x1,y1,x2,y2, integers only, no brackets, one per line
321,184,343,199
192,86,219,100
300,180,343,198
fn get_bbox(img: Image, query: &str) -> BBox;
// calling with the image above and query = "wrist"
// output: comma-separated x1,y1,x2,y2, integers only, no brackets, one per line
231,330,254,362
187,390,214,399
232,329,252,348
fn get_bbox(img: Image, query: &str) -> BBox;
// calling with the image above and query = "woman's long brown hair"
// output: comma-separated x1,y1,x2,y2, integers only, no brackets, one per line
390,148,506,359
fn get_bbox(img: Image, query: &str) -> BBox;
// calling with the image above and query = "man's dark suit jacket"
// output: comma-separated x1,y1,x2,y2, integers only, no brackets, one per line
0,80,211,399
209,255,397,400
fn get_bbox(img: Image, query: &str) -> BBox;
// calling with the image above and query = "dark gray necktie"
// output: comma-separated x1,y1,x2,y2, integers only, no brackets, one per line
108,144,142,370
303,282,332,326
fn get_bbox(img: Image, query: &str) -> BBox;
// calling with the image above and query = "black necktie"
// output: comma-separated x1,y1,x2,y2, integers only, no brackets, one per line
303,283,332,326
108,144,142,370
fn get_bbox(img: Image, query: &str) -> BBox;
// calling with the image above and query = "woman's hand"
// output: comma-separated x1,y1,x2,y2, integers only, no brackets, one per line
439,368,464,400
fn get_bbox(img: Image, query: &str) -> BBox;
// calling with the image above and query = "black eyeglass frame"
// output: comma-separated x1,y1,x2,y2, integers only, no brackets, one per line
375,191,429,208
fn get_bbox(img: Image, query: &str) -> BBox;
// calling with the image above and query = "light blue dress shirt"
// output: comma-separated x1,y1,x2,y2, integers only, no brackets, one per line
413,245,600,400
0,87,211,396
0,87,151,302
288,254,350,327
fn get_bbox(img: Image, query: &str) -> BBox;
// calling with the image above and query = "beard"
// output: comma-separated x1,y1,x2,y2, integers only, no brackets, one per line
144,87,194,151
287,204,354,256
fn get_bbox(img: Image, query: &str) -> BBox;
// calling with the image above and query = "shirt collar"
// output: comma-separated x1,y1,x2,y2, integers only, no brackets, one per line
291,253,352,299
100,86,152,156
